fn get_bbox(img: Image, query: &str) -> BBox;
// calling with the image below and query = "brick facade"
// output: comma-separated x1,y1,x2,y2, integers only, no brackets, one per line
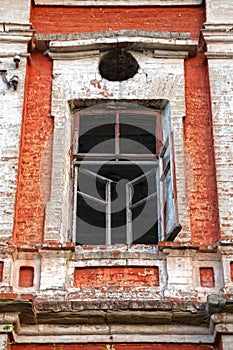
0,0,233,349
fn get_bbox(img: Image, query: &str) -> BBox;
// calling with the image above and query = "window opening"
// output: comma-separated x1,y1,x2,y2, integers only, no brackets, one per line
73,102,181,245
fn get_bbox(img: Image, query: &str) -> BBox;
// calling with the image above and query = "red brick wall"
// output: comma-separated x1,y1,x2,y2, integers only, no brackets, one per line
230,261,233,282
13,53,53,244
74,266,159,288
184,53,220,243
199,267,215,287
19,266,34,287
0,261,3,282
31,6,204,40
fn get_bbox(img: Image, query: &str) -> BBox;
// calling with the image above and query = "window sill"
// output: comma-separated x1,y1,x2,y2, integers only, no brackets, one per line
34,0,202,6
73,244,161,261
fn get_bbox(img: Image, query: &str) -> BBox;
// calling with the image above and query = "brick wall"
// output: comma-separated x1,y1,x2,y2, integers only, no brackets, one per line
13,53,53,244
11,4,219,244
74,266,160,288
203,0,233,243
0,1,232,349
31,6,204,39
184,52,219,243
206,0,233,24
207,59,233,242
0,0,30,23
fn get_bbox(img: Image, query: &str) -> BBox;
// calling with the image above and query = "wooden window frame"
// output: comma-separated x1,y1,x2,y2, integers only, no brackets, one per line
72,103,181,245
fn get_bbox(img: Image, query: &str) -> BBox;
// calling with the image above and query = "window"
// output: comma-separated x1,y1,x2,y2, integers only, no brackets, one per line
72,102,181,245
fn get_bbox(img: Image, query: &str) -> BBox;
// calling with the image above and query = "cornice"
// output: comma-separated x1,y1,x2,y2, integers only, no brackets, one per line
202,23,233,59
0,26,34,49
35,30,197,59
0,306,214,344
1,297,233,344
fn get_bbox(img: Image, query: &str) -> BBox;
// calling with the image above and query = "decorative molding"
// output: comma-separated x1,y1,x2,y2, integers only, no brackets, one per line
0,311,215,344
34,0,202,6
0,28,34,55
15,332,214,345
35,30,197,58
1,298,233,344
205,52,233,59
202,24,233,58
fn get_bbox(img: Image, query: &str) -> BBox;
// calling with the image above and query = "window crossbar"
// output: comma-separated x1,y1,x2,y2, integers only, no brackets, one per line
129,168,157,185
75,160,159,166
75,153,159,159
79,167,114,183
77,191,107,205
130,192,157,210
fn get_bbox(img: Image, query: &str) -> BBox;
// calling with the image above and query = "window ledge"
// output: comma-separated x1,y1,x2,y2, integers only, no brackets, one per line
73,244,161,261
34,0,202,6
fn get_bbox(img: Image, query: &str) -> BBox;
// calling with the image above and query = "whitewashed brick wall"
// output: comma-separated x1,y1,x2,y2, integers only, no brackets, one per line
0,0,32,240
208,60,233,241
204,0,233,244
206,0,233,24
221,335,233,350
0,0,30,24
0,52,27,238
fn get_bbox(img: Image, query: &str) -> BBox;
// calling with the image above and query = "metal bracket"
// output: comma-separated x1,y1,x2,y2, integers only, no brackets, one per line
0,70,19,90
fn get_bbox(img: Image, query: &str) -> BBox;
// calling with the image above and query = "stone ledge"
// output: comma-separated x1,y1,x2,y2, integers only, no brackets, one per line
34,30,197,58
36,30,191,43
2,297,233,344
0,299,209,325
0,23,32,32
34,0,203,6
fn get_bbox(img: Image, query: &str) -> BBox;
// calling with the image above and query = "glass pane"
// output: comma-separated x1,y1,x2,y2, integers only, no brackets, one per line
79,114,115,153
132,196,158,244
164,169,175,235
111,218,127,244
131,170,156,205
76,193,106,245
77,170,105,201
120,113,156,154
76,167,107,245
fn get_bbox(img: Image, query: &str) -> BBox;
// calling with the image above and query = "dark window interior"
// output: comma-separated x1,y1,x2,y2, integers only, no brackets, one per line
76,163,158,245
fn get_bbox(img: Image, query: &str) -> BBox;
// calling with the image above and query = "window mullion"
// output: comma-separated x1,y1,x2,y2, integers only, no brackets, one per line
106,181,112,245
126,184,132,245
159,154,165,241
73,112,80,155
115,111,120,155
72,166,78,243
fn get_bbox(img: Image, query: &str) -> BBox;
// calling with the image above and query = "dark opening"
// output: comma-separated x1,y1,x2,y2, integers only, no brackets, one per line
78,111,156,155
76,163,158,245
99,48,139,82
